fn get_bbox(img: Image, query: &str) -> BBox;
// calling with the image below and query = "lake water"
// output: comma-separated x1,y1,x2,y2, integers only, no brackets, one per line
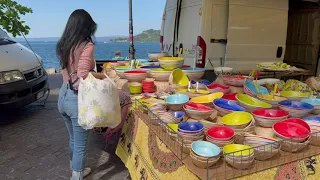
19,41,161,71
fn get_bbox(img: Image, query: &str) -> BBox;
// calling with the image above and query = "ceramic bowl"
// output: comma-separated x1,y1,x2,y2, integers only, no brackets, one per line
207,126,235,141
222,93,238,104
115,68,135,78
172,68,189,86
252,109,289,127
184,102,214,111
244,79,269,97
223,144,254,157
148,52,169,61
158,57,184,70
257,94,287,108
206,83,230,94
303,116,320,134
222,76,254,87
124,70,147,82
165,94,189,111
183,106,214,120
150,68,173,81
280,91,310,101
189,150,220,168
191,141,221,158
213,98,245,116
278,100,314,118
140,65,162,70
220,112,253,129
158,111,183,124
178,122,204,133
213,67,233,76
236,94,272,112
182,68,205,81
190,92,224,106
282,118,311,132
301,98,320,114
273,121,310,142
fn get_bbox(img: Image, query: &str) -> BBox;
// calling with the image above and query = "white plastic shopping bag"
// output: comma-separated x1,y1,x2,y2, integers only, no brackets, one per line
78,73,121,129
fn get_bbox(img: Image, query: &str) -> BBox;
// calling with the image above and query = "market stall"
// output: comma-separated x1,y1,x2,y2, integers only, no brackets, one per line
105,55,320,180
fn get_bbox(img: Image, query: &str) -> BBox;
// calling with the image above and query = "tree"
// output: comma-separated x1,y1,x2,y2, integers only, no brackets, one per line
0,0,32,37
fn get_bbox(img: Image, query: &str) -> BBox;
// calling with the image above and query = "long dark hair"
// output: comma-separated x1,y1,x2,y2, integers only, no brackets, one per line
56,9,97,69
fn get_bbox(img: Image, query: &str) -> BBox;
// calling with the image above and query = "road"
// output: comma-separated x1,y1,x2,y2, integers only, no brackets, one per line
0,74,129,180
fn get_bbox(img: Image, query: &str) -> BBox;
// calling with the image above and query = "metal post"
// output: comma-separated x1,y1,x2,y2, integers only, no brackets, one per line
129,0,136,67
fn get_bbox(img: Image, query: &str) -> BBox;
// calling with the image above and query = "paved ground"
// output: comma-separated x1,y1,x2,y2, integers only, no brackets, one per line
0,74,129,180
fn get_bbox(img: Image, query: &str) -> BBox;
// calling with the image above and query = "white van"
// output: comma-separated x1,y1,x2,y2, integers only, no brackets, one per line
161,0,288,71
0,28,48,108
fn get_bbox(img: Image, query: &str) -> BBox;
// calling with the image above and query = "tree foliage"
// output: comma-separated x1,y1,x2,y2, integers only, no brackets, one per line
0,0,32,37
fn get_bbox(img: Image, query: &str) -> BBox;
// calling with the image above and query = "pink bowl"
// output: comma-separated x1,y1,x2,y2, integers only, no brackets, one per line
252,109,289,119
184,102,214,111
273,121,310,141
222,93,238,101
207,126,234,140
282,118,311,132
125,70,147,75
206,83,230,90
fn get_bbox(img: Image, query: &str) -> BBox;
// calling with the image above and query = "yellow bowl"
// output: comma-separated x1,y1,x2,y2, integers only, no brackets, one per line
151,68,173,72
280,91,310,98
190,92,224,103
221,112,253,126
257,94,287,101
167,124,178,132
172,69,189,86
236,94,272,108
158,57,184,61
223,144,254,156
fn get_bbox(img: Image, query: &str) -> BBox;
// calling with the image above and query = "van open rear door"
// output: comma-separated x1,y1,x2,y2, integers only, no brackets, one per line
161,0,178,55
225,0,288,71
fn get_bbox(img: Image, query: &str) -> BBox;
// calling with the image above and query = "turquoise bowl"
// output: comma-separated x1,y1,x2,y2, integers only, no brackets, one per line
191,141,221,157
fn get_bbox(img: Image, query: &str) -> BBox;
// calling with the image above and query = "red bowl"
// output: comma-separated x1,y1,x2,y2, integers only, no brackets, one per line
207,126,234,140
206,83,230,90
124,70,147,75
273,121,310,140
143,84,154,87
184,102,214,111
252,109,289,118
181,65,191,68
222,93,237,101
282,118,311,132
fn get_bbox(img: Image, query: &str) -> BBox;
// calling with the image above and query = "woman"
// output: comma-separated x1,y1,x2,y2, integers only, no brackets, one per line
57,9,104,180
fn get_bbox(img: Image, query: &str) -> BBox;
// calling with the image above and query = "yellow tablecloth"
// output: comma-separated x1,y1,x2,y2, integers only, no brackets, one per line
116,110,320,180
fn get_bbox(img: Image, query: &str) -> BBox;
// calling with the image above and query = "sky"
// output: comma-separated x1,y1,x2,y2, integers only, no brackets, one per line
12,0,165,38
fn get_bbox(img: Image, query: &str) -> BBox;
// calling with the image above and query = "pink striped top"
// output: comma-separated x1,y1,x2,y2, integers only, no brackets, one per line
61,42,95,89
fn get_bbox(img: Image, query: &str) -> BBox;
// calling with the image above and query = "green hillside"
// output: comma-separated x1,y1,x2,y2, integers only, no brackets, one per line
111,29,160,42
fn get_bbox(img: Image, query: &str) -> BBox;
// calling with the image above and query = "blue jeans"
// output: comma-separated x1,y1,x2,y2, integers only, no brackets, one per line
58,83,88,172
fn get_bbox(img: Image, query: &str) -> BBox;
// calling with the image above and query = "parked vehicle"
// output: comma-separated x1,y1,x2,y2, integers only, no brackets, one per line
161,0,289,71
0,28,48,108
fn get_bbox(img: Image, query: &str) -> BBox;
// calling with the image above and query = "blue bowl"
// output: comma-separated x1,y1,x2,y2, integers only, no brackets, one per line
178,122,204,132
301,98,320,106
191,80,212,86
278,100,314,110
165,94,189,104
191,141,221,157
213,98,245,111
303,116,320,122
171,111,185,119
182,68,205,71
245,79,269,95
140,65,162,69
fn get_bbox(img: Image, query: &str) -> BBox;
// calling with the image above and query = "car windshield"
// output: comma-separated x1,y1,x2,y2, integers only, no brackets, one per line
0,28,16,45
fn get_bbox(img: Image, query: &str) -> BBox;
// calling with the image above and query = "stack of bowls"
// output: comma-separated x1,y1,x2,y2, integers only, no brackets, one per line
182,68,205,81
158,57,184,70
206,126,235,148
190,92,224,107
273,118,311,152
278,100,314,118
301,98,320,114
303,116,320,146
115,68,134,78
124,70,147,82
280,91,310,101
165,94,189,111
158,111,184,124
221,112,253,129
222,75,254,87
252,109,289,127
190,141,221,168
257,94,287,108
183,102,214,120
177,122,204,153
236,94,272,112
191,80,212,89
148,52,169,61
213,67,233,76
142,79,155,93
243,134,280,160
147,102,167,125
244,79,269,97
129,82,142,94
150,68,173,81
223,144,254,169
222,93,238,104
206,83,230,94
213,98,245,116
140,65,161,70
